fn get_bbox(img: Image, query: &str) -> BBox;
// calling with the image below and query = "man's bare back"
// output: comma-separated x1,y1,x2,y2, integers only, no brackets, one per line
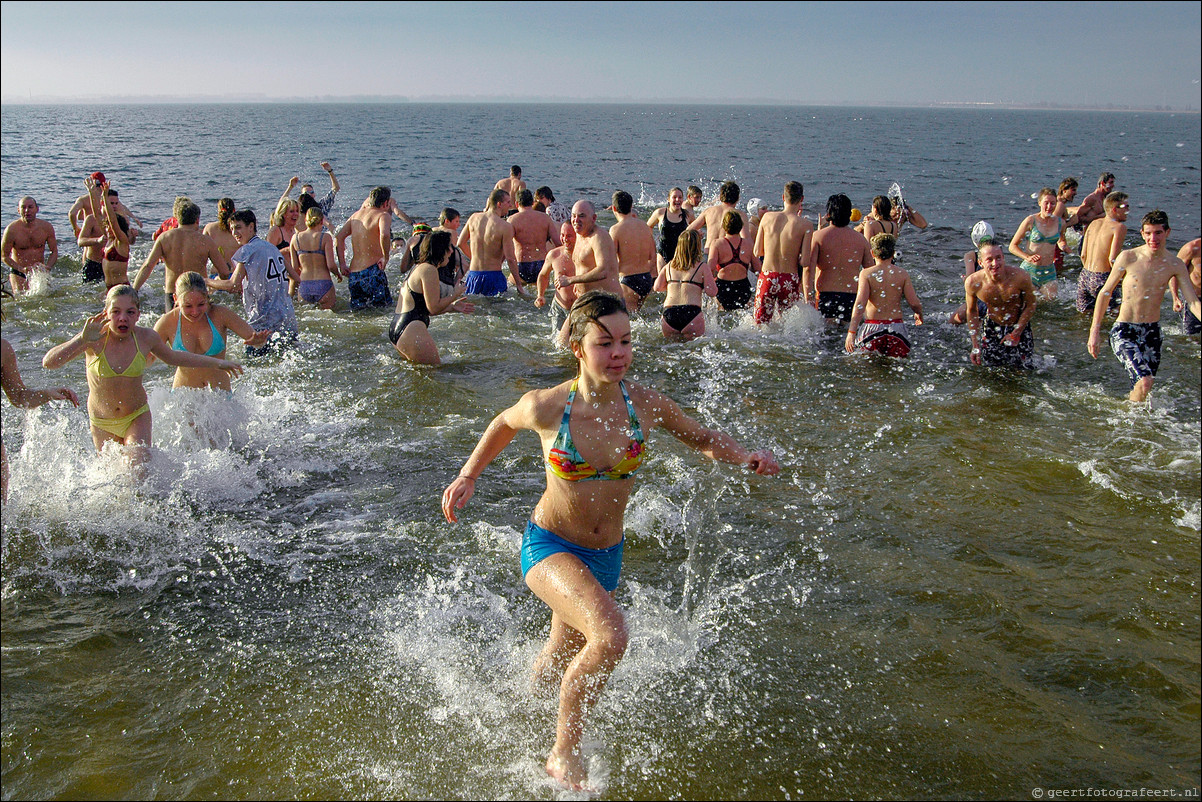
133,226,230,300
755,211,811,277
1081,216,1127,274
809,226,872,295
610,215,656,277
510,207,559,263
338,207,391,273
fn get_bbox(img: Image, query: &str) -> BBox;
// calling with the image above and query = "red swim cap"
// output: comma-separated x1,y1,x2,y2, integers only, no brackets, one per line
90,171,106,183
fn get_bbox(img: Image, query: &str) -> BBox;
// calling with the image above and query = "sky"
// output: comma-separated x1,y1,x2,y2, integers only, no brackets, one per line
2,1,1200,109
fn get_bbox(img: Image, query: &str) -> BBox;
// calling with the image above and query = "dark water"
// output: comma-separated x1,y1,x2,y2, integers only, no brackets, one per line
2,103,1199,799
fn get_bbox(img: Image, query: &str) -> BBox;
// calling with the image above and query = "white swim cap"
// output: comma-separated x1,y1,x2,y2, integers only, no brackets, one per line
971,220,995,247
747,198,763,214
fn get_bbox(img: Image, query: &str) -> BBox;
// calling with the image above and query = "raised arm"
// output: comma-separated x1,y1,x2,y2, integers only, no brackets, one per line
903,204,928,230
43,312,106,369
213,304,271,347
278,176,300,210
321,162,339,194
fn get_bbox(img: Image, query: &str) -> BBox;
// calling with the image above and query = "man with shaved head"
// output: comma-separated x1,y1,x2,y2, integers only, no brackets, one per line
556,200,622,298
3,196,57,293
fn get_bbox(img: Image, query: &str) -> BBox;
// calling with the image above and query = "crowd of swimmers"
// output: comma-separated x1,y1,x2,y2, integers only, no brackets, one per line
3,163,1200,792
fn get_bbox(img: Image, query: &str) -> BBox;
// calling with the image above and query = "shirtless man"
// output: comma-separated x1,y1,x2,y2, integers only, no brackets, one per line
845,233,924,358
534,186,571,227
966,242,1037,370
1088,210,1201,402
509,190,561,290
458,189,520,297
3,197,57,294
687,181,748,252
71,172,108,283
335,186,395,310
807,194,873,324
1170,237,1201,334
558,200,621,299
534,221,578,345
494,167,526,217
1076,191,1129,314
752,182,812,325
609,190,657,311
1070,173,1116,233
645,187,695,270
132,198,232,312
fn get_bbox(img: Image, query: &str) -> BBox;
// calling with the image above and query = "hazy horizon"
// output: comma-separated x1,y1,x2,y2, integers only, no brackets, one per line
2,1,1200,110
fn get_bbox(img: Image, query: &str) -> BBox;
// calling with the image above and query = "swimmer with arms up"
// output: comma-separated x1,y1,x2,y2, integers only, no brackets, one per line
442,291,779,792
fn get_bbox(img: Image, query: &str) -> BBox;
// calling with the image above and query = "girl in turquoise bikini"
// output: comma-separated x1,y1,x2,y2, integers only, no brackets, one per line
1009,187,1066,301
442,290,779,792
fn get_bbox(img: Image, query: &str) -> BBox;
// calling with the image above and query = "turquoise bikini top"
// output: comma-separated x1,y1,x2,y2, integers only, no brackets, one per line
174,313,225,357
1028,219,1062,245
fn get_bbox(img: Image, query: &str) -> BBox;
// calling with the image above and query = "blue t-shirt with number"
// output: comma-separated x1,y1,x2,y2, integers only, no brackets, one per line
231,235,298,336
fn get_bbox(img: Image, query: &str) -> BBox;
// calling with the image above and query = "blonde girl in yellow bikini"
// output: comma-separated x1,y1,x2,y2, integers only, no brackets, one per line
43,285,242,461
442,290,779,792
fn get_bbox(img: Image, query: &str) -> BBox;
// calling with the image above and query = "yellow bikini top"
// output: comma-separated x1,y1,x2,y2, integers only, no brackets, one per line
88,332,147,379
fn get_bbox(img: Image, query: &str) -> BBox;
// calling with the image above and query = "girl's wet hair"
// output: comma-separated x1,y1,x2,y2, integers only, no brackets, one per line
104,284,140,310
305,207,323,228
418,230,452,266
872,195,892,218
174,271,209,299
722,209,743,235
567,290,628,352
670,229,702,271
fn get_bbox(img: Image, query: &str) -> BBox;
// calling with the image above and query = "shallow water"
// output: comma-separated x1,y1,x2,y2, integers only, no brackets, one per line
2,103,1199,799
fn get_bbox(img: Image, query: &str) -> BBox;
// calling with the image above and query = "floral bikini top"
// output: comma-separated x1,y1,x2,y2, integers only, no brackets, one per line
546,379,645,481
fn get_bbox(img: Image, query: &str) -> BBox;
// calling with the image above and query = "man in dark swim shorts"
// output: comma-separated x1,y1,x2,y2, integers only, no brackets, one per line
966,242,1037,370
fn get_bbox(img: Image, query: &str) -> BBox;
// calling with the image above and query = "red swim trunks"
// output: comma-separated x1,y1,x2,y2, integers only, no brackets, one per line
753,272,802,325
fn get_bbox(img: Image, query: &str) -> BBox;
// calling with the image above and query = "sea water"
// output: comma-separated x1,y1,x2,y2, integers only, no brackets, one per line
1,103,1199,799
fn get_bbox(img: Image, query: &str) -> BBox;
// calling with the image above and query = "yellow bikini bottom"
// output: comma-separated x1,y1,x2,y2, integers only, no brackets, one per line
89,404,150,439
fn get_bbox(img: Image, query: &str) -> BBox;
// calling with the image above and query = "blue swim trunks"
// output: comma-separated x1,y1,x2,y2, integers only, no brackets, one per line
517,260,544,285
348,264,392,310
1110,321,1161,388
465,270,508,297
521,520,624,592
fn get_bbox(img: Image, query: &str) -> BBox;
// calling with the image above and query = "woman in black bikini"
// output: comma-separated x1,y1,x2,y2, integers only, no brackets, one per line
653,229,716,340
709,210,759,311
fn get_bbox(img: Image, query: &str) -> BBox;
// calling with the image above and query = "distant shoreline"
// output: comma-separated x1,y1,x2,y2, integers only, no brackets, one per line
2,97,1198,114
